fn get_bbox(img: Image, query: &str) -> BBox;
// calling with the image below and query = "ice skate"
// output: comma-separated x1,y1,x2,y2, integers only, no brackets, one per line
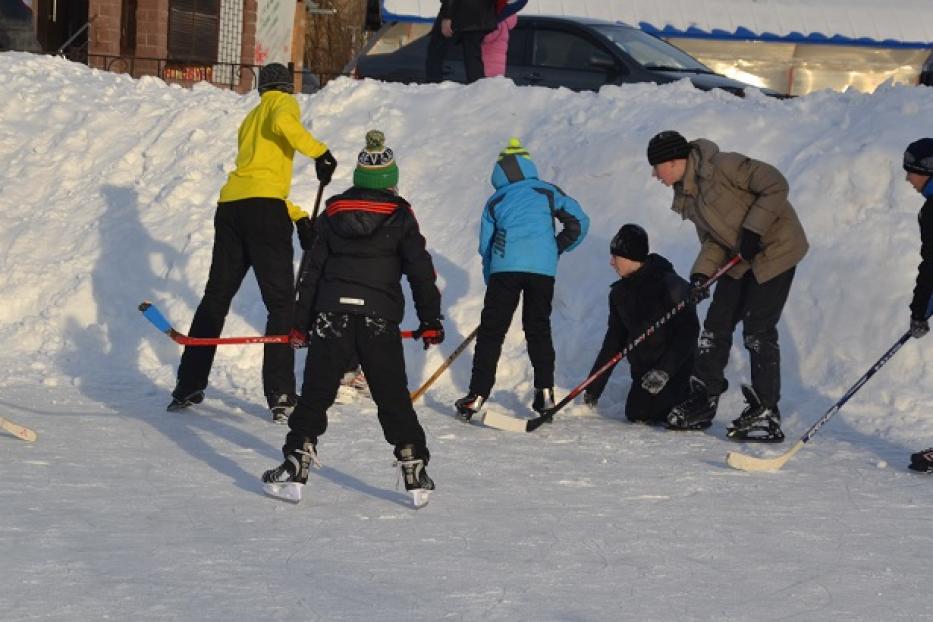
269,393,297,424
909,448,933,473
666,377,718,430
726,385,785,443
261,440,319,503
454,393,486,422
166,389,204,412
396,444,434,508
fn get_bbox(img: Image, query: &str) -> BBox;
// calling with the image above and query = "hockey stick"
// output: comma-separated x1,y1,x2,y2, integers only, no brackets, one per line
410,325,479,402
483,256,743,433
138,301,431,345
295,183,326,292
726,330,913,472
0,416,37,442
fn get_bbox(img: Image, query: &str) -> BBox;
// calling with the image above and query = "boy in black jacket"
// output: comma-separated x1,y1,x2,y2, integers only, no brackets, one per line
262,131,444,506
583,224,699,425
902,138,933,473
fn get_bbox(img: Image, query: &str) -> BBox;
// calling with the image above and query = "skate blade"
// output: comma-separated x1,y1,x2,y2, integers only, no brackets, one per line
726,431,785,443
410,488,431,508
262,481,304,503
907,465,933,473
480,409,529,433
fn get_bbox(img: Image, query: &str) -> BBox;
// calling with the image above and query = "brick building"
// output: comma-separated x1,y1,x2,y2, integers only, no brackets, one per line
29,0,309,93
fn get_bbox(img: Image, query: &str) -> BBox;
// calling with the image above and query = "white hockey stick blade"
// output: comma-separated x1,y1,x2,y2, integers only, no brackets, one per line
726,440,804,472
262,481,304,503
480,408,530,433
0,416,37,442
410,488,432,508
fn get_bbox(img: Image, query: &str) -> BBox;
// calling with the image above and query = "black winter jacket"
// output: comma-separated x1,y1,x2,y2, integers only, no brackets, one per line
438,0,497,33
910,195,933,320
586,254,700,399
294,187,442,330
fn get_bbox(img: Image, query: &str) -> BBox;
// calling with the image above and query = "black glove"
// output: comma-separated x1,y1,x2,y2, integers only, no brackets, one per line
688,273,710,304
315,150,337,185
640,369,670,395
910,317,929,339
413,318,444,350
739,228,762,261
295,216,315,251
583,391,598,409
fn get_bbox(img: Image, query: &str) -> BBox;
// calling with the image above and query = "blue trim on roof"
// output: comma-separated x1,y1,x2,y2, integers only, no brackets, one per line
380,6,933,49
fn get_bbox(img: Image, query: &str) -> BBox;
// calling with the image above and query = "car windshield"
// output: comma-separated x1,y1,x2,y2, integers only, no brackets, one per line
591,25,711,72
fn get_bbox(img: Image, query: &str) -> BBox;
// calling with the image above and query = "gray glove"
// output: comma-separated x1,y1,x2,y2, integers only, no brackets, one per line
640,369,670,395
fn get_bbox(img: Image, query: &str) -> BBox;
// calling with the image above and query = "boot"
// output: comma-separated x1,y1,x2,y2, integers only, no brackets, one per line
261,439,319,502
909,447,933,473
454,393,486,422
166,389,204,412
396,444,434,508
666,377,719,430
532,387,556,416
726,384,784,443
269,393,297,425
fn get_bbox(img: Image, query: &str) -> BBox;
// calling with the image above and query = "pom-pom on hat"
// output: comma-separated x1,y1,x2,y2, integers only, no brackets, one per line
354,130,399,190
903,138,933,176
491,137,539,188
257,63,294,94
647,130,691,166
610,224,649,262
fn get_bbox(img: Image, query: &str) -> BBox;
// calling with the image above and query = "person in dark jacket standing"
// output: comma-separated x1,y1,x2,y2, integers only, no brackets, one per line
455,138,589,420
646,131,808,442
262,131,444,507
168,63,337,421
583,224,700,425
425,0,497,83
901,138,933,473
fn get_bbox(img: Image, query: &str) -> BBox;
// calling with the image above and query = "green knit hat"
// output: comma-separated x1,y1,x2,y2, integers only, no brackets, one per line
353,130,399,190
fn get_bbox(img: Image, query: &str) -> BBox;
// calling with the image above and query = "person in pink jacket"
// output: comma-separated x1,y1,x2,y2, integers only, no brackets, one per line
482,0,527,77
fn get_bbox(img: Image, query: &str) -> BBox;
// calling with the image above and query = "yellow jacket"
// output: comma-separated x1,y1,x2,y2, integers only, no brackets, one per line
218,91,328,221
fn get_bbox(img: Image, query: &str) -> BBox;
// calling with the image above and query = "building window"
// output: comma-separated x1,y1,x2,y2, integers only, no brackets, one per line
120,0,138,56
168,0,221,64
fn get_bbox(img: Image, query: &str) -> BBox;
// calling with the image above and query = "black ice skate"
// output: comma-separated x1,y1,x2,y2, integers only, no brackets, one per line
261,440,319,503
532,387,556,416
396,444,434,508
454,393,486,422
726,385,785,443
908,448,933,473
666,377,719,430
166,389,204,412
269,393,297,425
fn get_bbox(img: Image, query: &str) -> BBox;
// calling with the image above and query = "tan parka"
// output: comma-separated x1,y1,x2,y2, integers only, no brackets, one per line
671,139,808,283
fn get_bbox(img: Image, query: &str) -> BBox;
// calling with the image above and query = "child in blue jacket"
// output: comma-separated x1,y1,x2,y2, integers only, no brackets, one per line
456,138,589,419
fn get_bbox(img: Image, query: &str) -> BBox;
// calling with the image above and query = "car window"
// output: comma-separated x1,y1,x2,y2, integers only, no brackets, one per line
507,27,530,66
590,25,709,71
532,30,607,71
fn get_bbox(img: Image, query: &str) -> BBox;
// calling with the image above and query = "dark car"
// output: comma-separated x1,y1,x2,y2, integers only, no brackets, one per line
921,50,933,86
354,15,777,96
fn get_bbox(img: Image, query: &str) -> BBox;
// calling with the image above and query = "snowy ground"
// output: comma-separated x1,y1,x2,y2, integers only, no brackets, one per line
0,52,931,621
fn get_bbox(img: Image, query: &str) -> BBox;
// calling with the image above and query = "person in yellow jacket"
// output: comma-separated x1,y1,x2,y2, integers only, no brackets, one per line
168,63,338,421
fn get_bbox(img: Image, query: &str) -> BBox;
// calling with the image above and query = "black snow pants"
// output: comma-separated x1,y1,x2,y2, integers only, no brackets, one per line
693,267,795,409
627,363,693,425
286,312,429,461
425,15,486,83
469,272,555,398
174,198,295,405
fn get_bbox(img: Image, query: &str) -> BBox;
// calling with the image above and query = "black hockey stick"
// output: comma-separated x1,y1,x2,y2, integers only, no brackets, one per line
726,329,913,471
483,256,742,433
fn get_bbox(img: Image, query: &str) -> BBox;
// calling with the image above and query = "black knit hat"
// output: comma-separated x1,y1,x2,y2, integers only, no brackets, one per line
610,224,649,261
904,138,933,176
647,130,691,166
258,63,293,94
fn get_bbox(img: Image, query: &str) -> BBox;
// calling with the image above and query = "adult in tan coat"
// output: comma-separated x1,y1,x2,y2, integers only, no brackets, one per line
646,131,808,442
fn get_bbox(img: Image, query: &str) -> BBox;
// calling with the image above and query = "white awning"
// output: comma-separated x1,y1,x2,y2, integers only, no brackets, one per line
382,0,933,48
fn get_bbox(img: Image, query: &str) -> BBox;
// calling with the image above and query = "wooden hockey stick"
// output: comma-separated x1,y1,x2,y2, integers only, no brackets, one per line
726,330,912,472
483,257,742,432
0,416,37,442
410,326,479,402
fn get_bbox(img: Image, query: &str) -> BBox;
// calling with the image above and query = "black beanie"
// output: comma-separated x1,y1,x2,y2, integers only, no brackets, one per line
647,130,691,166
904,138,933,176
610,224,649,262
258,63,293,94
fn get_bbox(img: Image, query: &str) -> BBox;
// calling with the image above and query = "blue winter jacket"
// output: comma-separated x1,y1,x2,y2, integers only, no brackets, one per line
479,154,589,282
